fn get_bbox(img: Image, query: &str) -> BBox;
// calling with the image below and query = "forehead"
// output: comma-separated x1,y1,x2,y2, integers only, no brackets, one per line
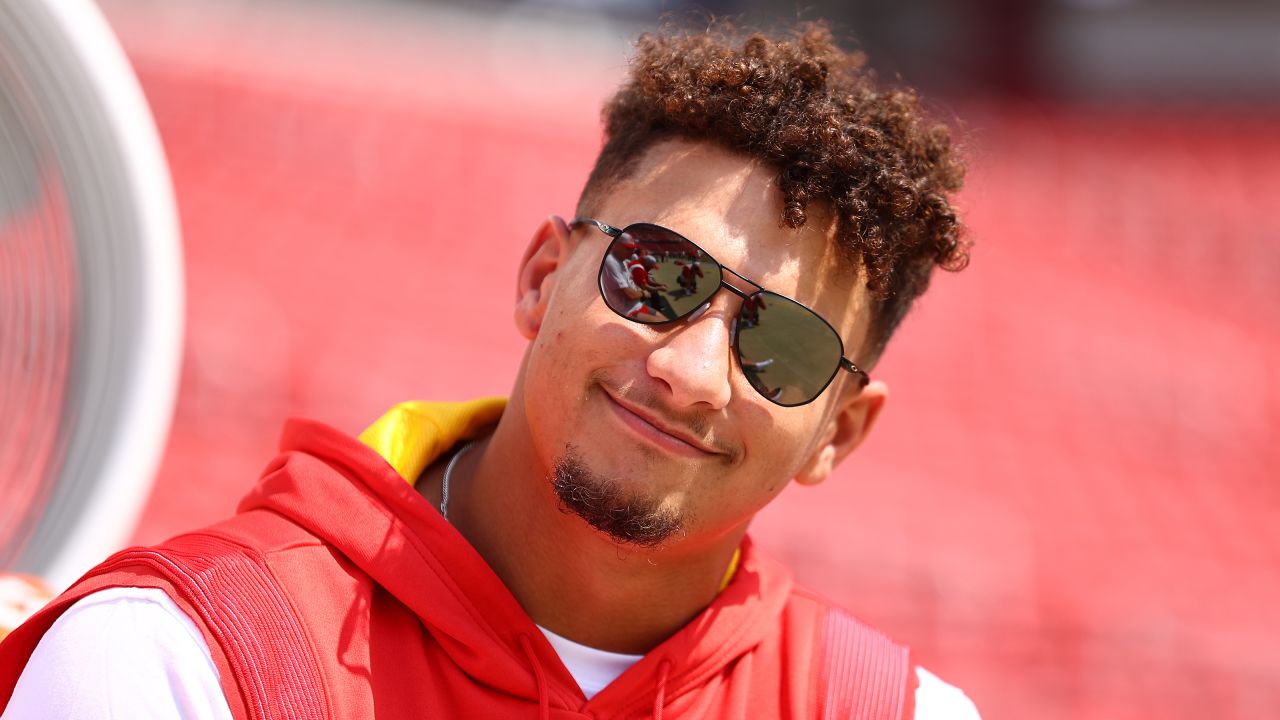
589,139,871,342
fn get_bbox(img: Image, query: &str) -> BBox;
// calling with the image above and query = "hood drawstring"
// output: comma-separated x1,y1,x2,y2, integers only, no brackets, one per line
653,658,673,720
518,634,551,720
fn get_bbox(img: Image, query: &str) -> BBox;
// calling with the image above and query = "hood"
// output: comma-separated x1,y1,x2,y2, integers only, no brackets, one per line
237,400,795,717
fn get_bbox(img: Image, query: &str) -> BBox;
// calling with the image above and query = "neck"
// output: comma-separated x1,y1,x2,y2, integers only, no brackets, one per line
427,400,744,655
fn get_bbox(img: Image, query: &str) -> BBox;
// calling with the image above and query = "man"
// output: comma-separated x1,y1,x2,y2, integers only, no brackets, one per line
601,239,647,317
675,258,703,296
0,20,977,719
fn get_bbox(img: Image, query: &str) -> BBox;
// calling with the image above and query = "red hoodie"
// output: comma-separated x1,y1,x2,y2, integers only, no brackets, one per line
0,403,913,719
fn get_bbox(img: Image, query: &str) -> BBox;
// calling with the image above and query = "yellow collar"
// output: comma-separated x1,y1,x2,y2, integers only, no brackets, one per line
358,398,506,486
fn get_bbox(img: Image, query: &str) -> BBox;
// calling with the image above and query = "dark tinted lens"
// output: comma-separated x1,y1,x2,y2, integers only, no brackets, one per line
597,224,721,325
735,292,844,406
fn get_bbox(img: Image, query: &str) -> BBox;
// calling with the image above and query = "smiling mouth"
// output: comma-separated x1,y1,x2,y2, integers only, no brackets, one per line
599,385,722,458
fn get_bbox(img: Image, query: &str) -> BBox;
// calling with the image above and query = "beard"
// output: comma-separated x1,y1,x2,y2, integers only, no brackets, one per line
551,447,685,548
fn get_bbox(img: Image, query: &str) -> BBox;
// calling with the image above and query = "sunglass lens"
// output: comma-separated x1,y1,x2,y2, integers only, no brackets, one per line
735,292,844,406
598,224,721,324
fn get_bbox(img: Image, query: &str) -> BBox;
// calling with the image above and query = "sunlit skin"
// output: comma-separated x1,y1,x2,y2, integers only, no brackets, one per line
418,139,889,654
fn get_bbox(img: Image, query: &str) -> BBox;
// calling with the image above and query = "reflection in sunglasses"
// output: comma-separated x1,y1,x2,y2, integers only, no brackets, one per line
614,233,718,321
585,218,870,406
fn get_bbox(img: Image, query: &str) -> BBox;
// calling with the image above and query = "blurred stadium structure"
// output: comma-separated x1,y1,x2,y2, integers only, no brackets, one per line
5,0,1279,716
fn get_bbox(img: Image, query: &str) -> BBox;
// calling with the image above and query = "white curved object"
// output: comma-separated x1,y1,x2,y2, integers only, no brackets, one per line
0,0,183,590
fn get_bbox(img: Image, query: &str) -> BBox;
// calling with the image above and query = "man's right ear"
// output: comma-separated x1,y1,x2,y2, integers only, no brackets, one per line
514,215,573,339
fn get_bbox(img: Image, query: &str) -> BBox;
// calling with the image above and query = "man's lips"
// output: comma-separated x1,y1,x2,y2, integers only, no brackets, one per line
602,388,722,457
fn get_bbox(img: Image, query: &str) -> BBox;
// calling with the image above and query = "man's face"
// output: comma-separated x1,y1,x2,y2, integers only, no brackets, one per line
514,139,883,549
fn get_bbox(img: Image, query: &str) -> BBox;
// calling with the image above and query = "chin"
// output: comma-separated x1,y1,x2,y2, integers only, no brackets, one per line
550,446,686,548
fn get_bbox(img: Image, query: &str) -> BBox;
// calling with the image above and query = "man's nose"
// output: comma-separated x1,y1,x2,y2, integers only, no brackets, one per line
646,303,735,410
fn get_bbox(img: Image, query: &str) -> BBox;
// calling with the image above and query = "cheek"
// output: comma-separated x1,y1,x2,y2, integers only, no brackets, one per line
528,283,606,372
742,410,824,482
520,279,626,427
680,410,824,527
530,262,666,381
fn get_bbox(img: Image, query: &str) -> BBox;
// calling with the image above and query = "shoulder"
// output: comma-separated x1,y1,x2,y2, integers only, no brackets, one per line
4,587,232,720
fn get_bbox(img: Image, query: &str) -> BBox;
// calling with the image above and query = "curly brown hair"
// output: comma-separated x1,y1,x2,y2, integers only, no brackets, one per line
577,20,969,365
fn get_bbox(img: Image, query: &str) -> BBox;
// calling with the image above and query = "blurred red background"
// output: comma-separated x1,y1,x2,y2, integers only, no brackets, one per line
99,1,1280,717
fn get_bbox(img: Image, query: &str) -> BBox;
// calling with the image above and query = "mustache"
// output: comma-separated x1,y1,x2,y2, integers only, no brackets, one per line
592,371,741,462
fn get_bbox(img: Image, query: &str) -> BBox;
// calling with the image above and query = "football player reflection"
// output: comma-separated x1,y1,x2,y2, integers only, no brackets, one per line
615,231,682,321
676,259,704,297
740,294,765,328
601,241,647,318
737,297,783,402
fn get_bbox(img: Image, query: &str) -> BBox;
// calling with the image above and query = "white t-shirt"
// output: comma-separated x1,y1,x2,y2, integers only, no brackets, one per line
600,253,645,316
537,625,980,717
2,588,980,719
1,588,232,720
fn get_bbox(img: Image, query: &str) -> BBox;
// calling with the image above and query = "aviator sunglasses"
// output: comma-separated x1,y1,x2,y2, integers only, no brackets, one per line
574,218,870,407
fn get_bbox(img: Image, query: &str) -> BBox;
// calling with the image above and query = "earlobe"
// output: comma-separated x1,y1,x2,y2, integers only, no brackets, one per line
514,216,573,339
794,380,889,486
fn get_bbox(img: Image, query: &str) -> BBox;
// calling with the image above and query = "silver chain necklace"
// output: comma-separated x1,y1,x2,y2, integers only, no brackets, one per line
440,440,476,521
